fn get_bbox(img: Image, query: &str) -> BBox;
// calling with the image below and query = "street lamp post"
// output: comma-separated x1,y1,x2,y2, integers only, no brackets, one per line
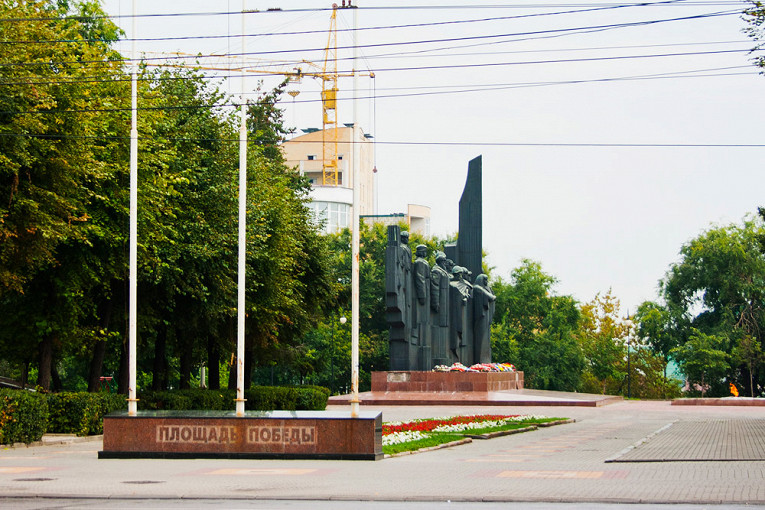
626,344,631,399
331,316,347,395
624,313,634,399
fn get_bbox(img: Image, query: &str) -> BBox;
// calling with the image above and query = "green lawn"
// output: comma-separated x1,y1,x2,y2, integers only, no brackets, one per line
382,415,570,456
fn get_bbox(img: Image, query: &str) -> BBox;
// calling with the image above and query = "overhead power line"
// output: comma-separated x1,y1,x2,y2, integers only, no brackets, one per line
348,48,755,74
0,46,756,92
0,64,757,117
0,0,709,45
0,131,761,148
1,38,752,86
0,10,741,68
0,1,747,23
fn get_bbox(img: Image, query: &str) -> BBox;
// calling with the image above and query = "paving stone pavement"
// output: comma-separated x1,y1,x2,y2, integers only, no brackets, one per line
1,399,765,505
611,419,765,462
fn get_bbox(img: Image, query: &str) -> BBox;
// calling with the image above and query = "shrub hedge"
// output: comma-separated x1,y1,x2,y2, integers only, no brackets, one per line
0,389,49,445
138,386,329,412
46,392,126,436
0,385,329,445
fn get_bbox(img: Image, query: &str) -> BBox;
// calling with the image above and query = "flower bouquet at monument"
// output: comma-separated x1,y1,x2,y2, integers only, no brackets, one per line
433,362,517,372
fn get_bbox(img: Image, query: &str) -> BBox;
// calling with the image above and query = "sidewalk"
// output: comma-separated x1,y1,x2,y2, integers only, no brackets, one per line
1,399,764,504
328,388,623,407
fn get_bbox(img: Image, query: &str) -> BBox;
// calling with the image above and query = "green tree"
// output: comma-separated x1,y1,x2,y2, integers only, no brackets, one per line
634,301,680,387
0,0,125,390
0,9,337,394
491,260,584,391
671,330,730,397
661,216,765,396
732,335,764,397
579,291,630,394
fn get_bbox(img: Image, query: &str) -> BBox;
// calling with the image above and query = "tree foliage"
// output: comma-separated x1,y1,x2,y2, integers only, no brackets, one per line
732,334,765,397
659,216,765,396
0,0,126,389
579,291,630,394
671,330,730,397
0,1,336,394
744,1,765,71
491,260,584,391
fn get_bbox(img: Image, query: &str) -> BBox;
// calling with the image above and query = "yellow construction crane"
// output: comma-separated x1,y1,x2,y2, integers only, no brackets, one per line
144,3,372,188
320,6,340,186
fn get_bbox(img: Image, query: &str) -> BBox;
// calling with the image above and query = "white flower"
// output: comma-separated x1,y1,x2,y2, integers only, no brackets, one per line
382,431,428,446
431,415,548,433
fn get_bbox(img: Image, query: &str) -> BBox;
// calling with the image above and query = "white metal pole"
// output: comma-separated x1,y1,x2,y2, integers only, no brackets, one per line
350,4,361,418
127,0,138,416
235,1,247,417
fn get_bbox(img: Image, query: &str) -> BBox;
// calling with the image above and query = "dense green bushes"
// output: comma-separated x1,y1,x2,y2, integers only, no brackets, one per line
0,385,329,445
138,386,329,412
46,392,126,436
0,389,49,444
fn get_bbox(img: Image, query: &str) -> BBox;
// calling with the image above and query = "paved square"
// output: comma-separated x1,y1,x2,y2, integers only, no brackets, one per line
611,419,765,462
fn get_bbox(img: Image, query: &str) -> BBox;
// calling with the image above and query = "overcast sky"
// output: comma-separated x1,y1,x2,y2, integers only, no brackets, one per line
103,0,765,314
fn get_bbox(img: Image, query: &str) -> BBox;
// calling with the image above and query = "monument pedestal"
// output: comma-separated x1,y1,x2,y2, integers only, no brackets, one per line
328,371,622,406
99,410,382,460
372,370,524,393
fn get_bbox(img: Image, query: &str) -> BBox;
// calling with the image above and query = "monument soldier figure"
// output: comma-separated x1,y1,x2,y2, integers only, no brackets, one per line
385,226,414,370
448,266,470,363
430,251,451,366
399,231,413,347
444,257,455,279
412,244,432,370
451,266,475,364
472,273,495,363
383,157,494,370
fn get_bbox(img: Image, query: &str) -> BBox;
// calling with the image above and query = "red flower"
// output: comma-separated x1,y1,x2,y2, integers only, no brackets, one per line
382,414,519,435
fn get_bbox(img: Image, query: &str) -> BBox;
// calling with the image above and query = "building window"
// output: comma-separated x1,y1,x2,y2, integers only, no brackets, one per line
307,201,350,234
307,155,316,160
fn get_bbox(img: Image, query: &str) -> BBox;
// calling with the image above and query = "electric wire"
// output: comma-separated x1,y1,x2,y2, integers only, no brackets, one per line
0,1,748,23
1,36,754,86
0,64,758,118
0,0,707,45
0,10,741,68
2,41,757,87
0,131,761,148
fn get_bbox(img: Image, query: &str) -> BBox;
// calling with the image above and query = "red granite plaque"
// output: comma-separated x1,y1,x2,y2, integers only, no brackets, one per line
99,410,382,460
371,370,524,393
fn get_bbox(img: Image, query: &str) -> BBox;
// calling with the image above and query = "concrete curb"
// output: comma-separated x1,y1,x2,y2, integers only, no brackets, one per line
5,434,103,449
672,397,765,406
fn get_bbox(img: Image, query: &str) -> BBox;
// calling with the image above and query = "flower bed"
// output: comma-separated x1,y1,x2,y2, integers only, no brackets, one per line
382,414,562,454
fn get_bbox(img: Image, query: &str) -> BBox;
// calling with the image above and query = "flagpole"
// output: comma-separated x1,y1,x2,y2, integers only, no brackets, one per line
350,2,360,418
127,0,139,416
235,0,248,417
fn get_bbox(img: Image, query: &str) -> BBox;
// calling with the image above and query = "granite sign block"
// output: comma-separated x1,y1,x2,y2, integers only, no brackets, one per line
99,410,382,460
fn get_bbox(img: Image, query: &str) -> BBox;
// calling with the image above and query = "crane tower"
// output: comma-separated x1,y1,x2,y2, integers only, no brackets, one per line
321,7,340,186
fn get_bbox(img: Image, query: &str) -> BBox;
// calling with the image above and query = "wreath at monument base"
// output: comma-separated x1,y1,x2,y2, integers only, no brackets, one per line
432,362,516,373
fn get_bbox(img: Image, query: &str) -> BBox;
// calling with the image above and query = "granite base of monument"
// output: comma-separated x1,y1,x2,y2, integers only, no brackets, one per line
372,370,524,393
98,410,382,461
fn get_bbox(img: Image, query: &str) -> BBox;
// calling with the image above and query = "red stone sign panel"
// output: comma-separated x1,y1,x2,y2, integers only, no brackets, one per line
99,410,382,460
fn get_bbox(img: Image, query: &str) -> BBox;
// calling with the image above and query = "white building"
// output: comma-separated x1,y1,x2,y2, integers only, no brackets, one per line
282,126,374,234
361,204,431,237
